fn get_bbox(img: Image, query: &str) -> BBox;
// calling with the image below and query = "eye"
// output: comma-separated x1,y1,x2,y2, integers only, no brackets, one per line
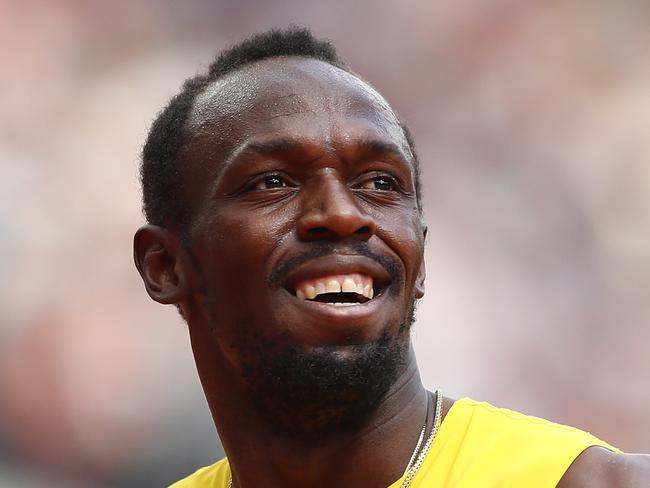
359,175,398,191
253,174,291,190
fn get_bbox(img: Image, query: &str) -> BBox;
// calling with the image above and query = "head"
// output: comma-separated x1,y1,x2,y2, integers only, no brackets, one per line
134,27,426,438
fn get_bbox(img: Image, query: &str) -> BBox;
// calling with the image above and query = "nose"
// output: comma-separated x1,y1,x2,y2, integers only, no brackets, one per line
297,176,376,242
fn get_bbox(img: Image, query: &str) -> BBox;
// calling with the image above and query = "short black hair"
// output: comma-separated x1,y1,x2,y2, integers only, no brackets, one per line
140,27,421,230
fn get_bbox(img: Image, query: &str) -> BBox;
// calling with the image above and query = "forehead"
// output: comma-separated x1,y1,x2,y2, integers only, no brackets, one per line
185,57,410,162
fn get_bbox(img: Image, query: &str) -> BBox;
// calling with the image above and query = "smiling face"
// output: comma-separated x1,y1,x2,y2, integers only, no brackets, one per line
175,56,426,435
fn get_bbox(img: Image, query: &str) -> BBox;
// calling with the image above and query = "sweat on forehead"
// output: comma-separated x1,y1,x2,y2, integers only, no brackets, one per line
185,56,406,145
140,30,423,231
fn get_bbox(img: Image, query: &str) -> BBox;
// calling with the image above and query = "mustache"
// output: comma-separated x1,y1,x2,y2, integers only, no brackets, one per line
269,241,403,288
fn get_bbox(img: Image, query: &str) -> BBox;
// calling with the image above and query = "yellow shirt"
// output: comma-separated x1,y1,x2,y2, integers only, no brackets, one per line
170,398,619,487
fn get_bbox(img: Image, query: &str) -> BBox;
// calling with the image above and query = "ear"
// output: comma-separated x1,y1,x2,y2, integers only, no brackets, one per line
133,224,192,304
414,225,427,299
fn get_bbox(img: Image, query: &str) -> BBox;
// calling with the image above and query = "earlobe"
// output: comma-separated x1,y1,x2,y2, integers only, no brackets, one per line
415,259,426,299
415,225,427,299
133,225,191,304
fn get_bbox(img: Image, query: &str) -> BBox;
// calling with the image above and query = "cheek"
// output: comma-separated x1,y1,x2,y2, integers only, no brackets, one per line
190,206,295,296
376,215,424,283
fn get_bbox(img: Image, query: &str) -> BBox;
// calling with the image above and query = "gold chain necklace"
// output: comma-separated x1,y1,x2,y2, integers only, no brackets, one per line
400,390,443,488
228,390,442,488
402,422,427,476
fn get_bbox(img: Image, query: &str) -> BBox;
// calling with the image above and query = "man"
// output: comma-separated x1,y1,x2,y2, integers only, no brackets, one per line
134,27,649,487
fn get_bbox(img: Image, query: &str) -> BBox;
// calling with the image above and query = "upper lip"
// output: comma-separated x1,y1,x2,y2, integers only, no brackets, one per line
283,254,392,295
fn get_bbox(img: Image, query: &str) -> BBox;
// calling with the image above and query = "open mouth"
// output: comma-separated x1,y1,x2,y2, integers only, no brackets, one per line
292,273,384,307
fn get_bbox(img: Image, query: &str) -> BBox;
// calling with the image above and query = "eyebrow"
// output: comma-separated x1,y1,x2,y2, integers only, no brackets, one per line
226,136,413,169
354,138,412,167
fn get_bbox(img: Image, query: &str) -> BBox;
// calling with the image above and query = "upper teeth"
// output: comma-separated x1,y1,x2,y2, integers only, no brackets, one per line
295,274,374,301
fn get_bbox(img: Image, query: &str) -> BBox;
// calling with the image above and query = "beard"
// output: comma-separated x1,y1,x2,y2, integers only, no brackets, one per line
235,299,417,441
192,240,420,440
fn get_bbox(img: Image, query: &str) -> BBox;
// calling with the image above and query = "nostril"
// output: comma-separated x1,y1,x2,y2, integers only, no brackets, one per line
308,227,330,236
298,208,376,241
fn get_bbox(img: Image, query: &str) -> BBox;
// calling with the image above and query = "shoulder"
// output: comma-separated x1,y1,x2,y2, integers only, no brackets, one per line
445,399,633,486
558,447,650,488
453,398,609,447
168,458,230,488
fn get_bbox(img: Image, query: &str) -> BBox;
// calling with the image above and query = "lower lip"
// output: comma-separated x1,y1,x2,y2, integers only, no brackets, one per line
282,287,388,322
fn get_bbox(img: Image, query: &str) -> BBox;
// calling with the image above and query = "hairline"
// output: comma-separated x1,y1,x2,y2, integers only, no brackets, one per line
178,56,422,218
185,56,383,137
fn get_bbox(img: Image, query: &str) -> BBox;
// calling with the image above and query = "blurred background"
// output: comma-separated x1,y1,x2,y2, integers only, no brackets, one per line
1,0,649,486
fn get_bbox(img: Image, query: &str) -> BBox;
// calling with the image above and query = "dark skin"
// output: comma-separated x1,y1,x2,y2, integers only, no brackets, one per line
558,447,650,487
134,57,650,487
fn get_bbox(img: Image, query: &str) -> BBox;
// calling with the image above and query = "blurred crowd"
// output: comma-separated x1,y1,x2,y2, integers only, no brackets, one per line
1,0,649,486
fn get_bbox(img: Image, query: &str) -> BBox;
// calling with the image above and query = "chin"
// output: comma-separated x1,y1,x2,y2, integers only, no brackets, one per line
235,312,414,440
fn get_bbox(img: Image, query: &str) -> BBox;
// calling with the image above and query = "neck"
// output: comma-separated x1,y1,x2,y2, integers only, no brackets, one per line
203,343,430,488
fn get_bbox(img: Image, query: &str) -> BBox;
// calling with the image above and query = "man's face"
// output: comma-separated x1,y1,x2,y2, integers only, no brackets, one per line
179,57,425,432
